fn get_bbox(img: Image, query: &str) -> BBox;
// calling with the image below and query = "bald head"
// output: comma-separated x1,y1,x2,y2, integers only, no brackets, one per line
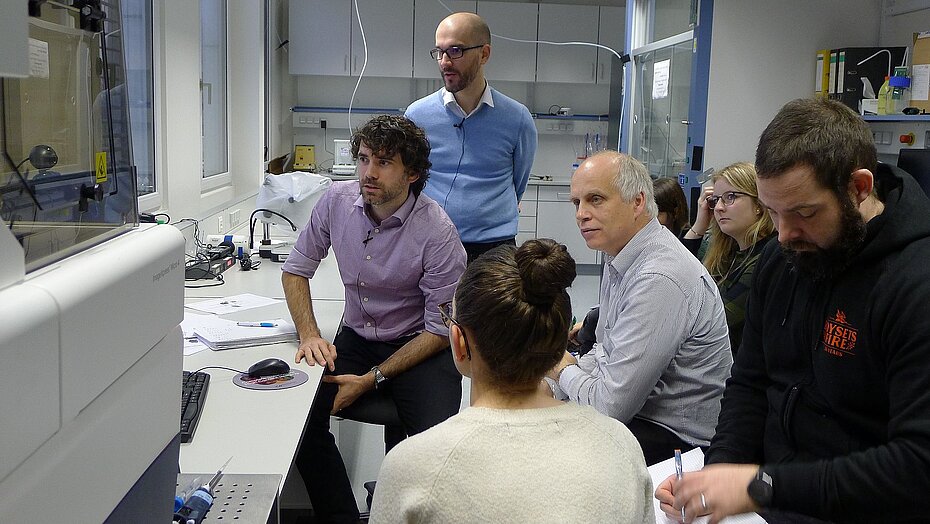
437,12,491,46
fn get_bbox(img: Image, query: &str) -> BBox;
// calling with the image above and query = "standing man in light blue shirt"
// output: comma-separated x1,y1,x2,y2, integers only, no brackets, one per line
547,151,732,465
405,12,537,263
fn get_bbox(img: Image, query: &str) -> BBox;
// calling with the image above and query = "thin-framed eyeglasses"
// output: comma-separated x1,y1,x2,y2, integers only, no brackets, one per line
430,44,484,61
707,191,752,209
438,301,471,359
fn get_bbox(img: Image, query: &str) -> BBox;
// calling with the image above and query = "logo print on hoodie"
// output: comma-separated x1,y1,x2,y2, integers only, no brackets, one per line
822,309,858,357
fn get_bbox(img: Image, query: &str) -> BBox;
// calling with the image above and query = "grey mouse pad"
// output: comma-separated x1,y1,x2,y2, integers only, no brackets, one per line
233,369,309,390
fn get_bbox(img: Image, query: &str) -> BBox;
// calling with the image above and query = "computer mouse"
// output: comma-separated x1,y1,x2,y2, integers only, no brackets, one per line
247,358,291,378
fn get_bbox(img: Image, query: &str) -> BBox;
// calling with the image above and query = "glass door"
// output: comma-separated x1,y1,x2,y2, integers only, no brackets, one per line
630,39,693,179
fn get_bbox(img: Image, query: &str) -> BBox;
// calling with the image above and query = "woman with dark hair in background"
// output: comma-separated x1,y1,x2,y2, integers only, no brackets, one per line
653,177,691,237
370,239,654,523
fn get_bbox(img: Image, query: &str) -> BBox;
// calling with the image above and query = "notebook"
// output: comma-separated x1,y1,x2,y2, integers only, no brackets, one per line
193,318,298,351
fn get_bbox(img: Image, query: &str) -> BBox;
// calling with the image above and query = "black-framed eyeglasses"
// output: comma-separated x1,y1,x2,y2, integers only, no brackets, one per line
707,191,751,209
438,301,471,359
429,44,484,61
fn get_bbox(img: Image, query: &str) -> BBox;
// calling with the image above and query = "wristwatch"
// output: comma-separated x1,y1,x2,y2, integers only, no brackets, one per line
370,366,387,389
747,468,774,507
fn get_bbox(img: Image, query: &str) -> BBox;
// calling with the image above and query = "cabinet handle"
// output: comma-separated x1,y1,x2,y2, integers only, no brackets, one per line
599,63,604,80
557,192,571,201
591,62,596,81
344,55,348,73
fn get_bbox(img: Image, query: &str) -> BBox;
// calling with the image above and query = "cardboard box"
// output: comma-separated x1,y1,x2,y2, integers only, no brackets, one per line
911,32,930,112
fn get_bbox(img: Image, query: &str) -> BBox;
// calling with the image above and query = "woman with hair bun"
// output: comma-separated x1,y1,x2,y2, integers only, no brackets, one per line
370,239,654,523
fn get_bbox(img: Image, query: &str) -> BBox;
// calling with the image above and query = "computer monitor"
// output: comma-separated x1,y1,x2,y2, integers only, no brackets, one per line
896,149,930,198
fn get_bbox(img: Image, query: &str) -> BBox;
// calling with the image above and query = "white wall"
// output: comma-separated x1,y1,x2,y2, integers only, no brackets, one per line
155,0,264,233
880,3,930,47
703,0,881,171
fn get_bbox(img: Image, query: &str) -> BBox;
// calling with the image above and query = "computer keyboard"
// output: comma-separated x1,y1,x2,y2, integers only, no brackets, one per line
181,370,210,443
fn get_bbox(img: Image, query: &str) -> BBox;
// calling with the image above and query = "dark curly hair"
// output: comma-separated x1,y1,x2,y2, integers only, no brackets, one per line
350,114,432,196
454,239,576,390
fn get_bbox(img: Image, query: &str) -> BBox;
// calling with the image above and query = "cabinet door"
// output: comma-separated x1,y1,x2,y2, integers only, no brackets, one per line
477,2,537,83
413,1,477,79
351,0,414,77
597,6,625,85
537,199,598,265
289,0,351,76
536,4,599,84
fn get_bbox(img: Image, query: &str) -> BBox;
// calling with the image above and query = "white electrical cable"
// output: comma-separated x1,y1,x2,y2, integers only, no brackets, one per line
348,0,369,132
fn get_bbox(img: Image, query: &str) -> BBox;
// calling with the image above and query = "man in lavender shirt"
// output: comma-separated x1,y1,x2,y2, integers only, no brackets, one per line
282,115,467,522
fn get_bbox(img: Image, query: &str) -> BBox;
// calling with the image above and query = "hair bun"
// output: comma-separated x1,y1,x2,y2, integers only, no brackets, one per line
514,239,577,306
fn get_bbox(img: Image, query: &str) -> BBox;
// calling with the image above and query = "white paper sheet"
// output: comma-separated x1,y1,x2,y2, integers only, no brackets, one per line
648,448,767,524
653,59,671,100
912,64,930,102
186,293,281,315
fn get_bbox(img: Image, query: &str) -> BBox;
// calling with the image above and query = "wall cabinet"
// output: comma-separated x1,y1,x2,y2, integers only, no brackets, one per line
536,4,600,84
289,0,351,76
477,1,538,82
518,183,599,265
597,6,625,85
289,0,413,77
350,0,414,77
413,0,476,79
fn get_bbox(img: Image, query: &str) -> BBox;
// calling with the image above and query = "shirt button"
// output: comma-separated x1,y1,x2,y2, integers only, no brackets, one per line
366,255,372,260
366,321,372,327
374,228,380,233
360,281,366,287
363,297,369,302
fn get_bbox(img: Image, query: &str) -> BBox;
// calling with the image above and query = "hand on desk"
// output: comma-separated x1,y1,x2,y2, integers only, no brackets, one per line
655,463,759,523
295,336,337,371
323,372,374,414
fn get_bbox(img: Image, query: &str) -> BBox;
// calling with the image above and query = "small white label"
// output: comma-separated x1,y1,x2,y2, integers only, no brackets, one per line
28,38,49,79
652,59,670,100
912,64,930,101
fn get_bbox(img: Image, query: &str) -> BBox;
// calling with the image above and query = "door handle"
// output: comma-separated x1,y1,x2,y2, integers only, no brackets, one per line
681,120,692,125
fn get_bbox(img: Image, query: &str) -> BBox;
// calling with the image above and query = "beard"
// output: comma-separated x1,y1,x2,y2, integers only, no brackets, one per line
442,61,478,93
781,194,867,280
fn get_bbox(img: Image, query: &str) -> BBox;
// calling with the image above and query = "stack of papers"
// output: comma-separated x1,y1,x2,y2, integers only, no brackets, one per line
648,448,767,524
193,317,298,351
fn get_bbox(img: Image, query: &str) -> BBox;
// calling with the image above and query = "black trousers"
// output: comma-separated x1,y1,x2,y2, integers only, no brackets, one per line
462,238,516,265
296,327,462,523
627,417,697,466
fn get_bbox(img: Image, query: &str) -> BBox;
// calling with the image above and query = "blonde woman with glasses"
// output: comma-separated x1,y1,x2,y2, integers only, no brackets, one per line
683,162,775,354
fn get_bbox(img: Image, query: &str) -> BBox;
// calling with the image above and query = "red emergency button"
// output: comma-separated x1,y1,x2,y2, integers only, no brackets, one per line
900,133,915,145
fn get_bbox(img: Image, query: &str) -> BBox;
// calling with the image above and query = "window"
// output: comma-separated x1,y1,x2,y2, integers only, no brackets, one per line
201,0,228,178
122,0,156,196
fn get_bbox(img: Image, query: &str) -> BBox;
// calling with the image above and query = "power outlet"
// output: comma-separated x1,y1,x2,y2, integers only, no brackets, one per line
229,209,241,228
217,215,224,233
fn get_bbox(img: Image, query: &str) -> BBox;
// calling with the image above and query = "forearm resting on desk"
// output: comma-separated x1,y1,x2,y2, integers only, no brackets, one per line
282,271,336,370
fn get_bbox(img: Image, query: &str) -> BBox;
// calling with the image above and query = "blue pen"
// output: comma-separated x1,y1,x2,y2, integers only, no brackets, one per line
236,322,277,328
674,449,686,521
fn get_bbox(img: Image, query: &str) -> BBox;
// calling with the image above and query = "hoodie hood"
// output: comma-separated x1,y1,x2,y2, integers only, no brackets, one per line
856,163,930,264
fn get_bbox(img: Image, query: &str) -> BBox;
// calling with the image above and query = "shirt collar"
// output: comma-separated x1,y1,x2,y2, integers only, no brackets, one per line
608,218,663,276
441,82,494,118
353,189,417,229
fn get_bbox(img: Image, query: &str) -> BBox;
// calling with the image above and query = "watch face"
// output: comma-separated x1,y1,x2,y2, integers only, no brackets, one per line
748,473,774,507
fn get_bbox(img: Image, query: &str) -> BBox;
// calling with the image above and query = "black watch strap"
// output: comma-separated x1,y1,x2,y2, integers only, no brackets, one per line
747,468,774,507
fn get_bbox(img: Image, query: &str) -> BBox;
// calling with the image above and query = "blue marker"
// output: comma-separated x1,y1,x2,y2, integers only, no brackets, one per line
236,322,277,328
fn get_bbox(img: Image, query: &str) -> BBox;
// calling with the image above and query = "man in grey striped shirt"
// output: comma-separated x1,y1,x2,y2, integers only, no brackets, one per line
547,151,732,465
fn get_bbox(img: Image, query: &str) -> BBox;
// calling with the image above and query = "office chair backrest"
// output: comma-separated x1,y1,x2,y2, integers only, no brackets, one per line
896,149,930,198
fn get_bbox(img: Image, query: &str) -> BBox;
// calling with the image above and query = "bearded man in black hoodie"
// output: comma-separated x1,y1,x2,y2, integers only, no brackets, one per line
657,97,930,524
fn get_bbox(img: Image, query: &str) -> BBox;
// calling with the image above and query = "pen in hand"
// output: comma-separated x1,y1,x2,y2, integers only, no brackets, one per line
674,448,686,521
236,322,278,328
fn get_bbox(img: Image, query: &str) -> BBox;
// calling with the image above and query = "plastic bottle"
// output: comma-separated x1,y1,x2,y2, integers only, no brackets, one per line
890,66,911,115
877,75,891,115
